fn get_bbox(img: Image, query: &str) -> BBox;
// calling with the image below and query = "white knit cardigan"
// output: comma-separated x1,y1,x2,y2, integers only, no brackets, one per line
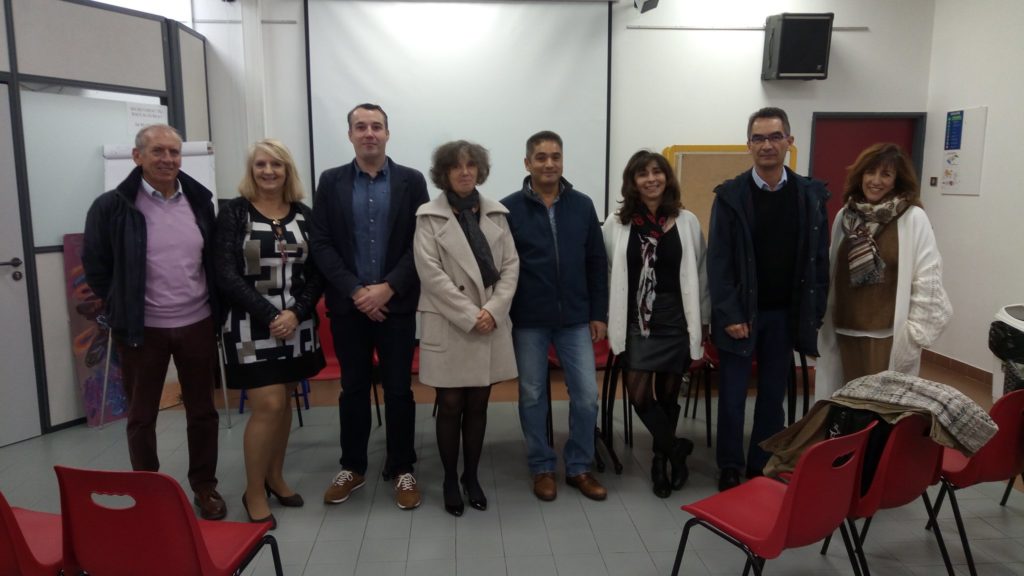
601,210,710,362
815,205,953,400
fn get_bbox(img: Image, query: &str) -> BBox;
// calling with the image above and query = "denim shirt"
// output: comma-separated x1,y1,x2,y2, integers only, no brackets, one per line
352,161,391,285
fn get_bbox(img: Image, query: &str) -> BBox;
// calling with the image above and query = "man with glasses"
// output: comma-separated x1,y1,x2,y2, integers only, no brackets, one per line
707,107,830,491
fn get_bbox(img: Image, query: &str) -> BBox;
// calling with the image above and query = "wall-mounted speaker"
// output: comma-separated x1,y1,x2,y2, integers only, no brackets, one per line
761,13,834,81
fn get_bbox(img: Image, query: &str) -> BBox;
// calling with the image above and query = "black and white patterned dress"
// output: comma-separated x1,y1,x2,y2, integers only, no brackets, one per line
216,198,325,389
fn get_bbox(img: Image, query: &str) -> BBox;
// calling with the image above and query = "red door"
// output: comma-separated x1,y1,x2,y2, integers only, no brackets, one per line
809,114,924,226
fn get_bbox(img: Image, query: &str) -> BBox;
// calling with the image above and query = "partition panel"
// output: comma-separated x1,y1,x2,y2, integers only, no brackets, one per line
178,25,210,142
12,0,165,90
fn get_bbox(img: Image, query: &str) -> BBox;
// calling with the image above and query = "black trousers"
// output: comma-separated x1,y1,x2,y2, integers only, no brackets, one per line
331,311,417,476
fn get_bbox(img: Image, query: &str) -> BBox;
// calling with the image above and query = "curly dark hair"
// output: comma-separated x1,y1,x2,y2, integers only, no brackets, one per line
429,140,491,192
843,143,922,207
616,150,682,224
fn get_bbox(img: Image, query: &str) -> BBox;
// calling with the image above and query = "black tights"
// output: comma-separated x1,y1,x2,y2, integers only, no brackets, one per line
435,386,491,487
626,371,682,455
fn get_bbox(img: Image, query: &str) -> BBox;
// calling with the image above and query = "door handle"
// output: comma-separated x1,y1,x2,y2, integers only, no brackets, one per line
0,257,22,268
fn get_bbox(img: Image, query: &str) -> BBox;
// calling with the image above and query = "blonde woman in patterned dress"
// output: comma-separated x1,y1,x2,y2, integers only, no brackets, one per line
215,139,325,528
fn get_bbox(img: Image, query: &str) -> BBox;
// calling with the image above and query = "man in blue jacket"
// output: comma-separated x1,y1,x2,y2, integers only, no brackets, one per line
501,131,609,501
707,107,829,491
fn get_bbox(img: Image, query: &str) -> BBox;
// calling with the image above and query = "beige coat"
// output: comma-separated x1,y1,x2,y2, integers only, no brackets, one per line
413,193,519,387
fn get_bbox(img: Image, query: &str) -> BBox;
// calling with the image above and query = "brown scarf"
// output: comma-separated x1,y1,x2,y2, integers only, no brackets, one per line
841,196,908,286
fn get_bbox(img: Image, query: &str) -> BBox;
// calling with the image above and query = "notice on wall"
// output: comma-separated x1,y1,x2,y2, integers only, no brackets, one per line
126,102,168,134
941,106,987,196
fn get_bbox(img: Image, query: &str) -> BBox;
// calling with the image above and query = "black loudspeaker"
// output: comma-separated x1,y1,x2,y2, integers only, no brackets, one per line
761,13,834,80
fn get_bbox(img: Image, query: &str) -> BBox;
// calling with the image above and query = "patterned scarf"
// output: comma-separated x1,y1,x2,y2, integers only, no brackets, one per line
446,190,500,288
841,195,908,286
632,210,666,337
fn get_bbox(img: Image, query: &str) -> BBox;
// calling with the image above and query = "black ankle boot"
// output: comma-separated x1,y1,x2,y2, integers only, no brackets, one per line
670,438,694,490
651,454,671,498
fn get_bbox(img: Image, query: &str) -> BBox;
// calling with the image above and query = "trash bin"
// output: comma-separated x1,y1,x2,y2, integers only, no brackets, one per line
989,304,1024,401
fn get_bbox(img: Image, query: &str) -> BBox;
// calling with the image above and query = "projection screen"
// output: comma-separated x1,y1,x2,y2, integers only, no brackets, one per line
307,1,610,214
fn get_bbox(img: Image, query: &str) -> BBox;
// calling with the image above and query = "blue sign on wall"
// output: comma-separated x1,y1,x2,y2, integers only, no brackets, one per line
945,110,963,150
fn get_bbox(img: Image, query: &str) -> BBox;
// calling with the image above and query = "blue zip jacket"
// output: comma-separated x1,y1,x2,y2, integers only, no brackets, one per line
707,167,830,356
501,177,608,328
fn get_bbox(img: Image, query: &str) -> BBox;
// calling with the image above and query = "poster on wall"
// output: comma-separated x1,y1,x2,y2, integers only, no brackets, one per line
63,233,127,427
941,106,987,196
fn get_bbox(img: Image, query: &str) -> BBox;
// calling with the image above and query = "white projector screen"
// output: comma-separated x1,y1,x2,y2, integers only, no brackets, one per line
308,1,610,214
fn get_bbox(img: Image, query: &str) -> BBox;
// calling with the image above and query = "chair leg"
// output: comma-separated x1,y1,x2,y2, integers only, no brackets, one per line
432,395,439,418
294,386,304,428
1000,474,1022,506
943,479,978,576
239,389,248,414
266,535,284,576
921,490,955,575
926,481,949,531
371,378,382,427
703,364,712,447
839,520,864,576
820,532,832,555
671,518,698,576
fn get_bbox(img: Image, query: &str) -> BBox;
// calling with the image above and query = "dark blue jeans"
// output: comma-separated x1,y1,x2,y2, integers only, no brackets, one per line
715,309,793,472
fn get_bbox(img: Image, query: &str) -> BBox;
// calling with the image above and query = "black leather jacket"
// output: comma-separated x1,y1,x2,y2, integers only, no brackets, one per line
82,167,220,347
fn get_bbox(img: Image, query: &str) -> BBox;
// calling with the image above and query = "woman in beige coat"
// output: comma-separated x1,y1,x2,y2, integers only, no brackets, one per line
414,140,519,516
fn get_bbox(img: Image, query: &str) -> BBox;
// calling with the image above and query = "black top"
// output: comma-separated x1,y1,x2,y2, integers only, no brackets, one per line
626,224,682,324
751,177,798,310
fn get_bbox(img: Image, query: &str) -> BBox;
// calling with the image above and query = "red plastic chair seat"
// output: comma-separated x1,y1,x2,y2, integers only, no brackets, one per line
1,491,62,576
55,465,282,576
683,478,787,556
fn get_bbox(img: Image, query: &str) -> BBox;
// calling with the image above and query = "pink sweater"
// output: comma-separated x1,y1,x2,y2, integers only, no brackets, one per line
135,186,211,328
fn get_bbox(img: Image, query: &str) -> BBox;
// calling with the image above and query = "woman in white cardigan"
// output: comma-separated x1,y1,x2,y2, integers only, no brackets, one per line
603,150,710,497
815,143,952,400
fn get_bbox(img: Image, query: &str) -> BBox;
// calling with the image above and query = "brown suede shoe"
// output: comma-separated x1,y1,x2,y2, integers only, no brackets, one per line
532,472,557,502
566,473,607,501
193,487,227,520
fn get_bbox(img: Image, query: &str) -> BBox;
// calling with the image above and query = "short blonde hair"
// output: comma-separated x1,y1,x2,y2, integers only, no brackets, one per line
238,138,305,203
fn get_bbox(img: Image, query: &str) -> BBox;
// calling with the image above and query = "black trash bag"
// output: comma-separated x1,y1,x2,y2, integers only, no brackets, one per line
990,320,1024,363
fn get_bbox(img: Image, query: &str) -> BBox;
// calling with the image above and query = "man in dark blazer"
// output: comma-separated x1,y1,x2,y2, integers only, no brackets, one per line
310,103,430,510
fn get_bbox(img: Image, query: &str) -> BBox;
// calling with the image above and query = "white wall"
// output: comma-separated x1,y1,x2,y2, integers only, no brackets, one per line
194,0,309,200
921,0,1024,370
609,0,934,182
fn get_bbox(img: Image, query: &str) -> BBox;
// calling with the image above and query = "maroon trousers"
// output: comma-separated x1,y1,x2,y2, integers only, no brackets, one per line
116,316,220,492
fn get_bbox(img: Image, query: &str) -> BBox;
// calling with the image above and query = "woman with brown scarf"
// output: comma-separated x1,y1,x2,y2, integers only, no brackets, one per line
815,143,952,399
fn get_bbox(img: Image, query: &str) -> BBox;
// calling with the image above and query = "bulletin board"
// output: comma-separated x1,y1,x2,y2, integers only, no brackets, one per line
662,145,798,239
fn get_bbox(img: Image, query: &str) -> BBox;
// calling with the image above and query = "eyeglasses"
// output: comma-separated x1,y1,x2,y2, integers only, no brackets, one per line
749,132,788,144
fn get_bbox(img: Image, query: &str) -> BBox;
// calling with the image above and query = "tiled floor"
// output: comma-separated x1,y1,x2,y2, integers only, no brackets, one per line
2,366,1023,575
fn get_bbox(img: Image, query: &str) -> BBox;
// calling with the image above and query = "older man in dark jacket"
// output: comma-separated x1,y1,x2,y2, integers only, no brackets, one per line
708,108,829,491
82,124,225,520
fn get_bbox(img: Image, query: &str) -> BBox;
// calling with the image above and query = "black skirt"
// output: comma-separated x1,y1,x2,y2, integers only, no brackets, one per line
624,294,691,374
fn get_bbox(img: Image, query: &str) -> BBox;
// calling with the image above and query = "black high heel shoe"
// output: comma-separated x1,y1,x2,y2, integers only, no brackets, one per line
443,482,464,517
265,482,305,507
242,494,277,530
669,437,694,490
460,478,487,511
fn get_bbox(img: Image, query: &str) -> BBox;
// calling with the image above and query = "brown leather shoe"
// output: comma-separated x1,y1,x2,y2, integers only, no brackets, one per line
193,487,227,520
532,472,557,502
566,473,607,501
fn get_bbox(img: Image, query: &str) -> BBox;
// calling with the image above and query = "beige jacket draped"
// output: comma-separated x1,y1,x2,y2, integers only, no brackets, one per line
413,192,519,387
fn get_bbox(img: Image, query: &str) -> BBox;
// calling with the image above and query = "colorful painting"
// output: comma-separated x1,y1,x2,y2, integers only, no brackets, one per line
63,234,127,427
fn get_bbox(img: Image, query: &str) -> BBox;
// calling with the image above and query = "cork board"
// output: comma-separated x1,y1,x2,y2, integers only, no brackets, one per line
662,145,798,239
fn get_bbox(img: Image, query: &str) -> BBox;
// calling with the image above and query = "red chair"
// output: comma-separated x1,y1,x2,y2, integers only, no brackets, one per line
928,389,1024,576
671,423,876,576
0,491,61,576
54,466,282,576
820,414,954,575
